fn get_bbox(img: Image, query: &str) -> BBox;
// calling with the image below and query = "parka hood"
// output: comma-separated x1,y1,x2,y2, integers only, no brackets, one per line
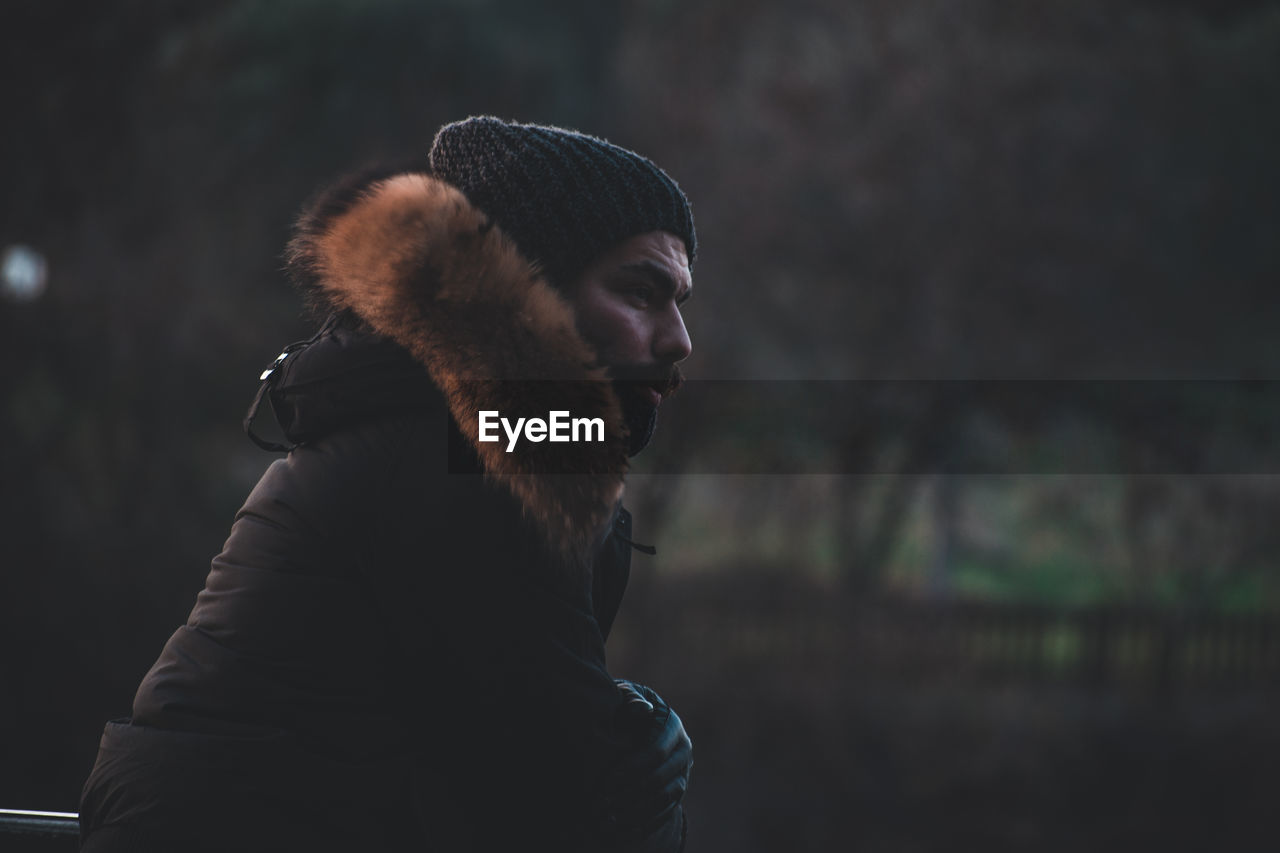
281,170,630,571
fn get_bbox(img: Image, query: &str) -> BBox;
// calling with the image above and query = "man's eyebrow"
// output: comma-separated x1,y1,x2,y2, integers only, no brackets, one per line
618,260,693,304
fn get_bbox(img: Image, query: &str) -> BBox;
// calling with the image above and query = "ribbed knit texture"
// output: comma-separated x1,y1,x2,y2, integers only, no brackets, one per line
428,116,696,288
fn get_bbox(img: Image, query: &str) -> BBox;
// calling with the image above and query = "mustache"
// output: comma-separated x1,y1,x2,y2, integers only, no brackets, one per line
608,363,685,399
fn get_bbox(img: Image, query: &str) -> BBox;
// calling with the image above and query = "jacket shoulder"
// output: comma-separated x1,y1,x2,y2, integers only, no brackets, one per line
231,413,450,579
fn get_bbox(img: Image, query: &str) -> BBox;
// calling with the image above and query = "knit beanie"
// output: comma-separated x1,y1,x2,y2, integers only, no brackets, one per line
428,116,696,288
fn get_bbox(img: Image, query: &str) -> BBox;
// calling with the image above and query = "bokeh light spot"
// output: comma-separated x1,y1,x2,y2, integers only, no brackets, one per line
2,245,49,302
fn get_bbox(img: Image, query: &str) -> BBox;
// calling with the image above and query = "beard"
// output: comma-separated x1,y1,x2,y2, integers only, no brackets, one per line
609,364,684,457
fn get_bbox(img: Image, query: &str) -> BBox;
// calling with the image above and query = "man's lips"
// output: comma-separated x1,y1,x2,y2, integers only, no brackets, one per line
616,380,666,408
611,366,684,407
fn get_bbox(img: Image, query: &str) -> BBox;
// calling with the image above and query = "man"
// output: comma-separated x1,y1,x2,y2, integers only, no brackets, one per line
79,117,696,851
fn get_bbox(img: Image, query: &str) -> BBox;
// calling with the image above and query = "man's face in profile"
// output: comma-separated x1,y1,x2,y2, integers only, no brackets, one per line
569,231,693,455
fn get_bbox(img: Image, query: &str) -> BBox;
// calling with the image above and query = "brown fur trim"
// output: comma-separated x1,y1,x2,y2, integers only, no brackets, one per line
286,173,628,572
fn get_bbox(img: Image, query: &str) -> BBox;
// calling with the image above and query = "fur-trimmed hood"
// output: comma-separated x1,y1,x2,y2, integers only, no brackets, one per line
285,170,630,571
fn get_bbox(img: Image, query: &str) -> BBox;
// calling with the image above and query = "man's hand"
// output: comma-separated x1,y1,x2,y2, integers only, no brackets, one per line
597,680,693,843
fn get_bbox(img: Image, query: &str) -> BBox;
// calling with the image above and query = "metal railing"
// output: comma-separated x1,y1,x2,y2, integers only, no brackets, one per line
0,809,79,837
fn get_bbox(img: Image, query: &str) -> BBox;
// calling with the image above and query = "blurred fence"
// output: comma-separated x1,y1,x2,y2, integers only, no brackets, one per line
621,578,1280,693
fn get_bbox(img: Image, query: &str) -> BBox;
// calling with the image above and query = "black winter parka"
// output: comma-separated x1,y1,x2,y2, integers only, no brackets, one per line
79,171,681,851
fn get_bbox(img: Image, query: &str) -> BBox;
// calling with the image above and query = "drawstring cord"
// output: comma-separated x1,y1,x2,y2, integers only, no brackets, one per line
613,516,657,555
616,533,657,555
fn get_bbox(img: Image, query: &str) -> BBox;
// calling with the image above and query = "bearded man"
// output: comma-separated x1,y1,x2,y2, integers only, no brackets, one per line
79,116,696,852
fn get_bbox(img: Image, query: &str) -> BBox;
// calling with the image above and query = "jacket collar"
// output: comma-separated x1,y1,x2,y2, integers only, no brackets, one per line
285,172,629,571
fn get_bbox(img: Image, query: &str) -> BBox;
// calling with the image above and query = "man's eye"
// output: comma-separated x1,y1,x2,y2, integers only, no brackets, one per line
624,285,653,304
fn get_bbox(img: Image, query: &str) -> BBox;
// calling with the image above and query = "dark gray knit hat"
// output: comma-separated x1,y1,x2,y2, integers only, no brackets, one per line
428,116,696,288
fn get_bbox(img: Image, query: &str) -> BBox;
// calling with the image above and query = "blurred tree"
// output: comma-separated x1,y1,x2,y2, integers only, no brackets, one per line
615,0,1280,380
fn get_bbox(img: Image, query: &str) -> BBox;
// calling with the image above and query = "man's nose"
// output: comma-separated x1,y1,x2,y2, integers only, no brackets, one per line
654,305,692,364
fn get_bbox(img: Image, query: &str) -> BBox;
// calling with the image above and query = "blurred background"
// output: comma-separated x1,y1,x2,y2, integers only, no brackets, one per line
3,0,1280,849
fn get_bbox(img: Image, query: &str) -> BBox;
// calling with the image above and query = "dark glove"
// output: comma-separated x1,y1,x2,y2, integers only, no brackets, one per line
596,679,693,843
